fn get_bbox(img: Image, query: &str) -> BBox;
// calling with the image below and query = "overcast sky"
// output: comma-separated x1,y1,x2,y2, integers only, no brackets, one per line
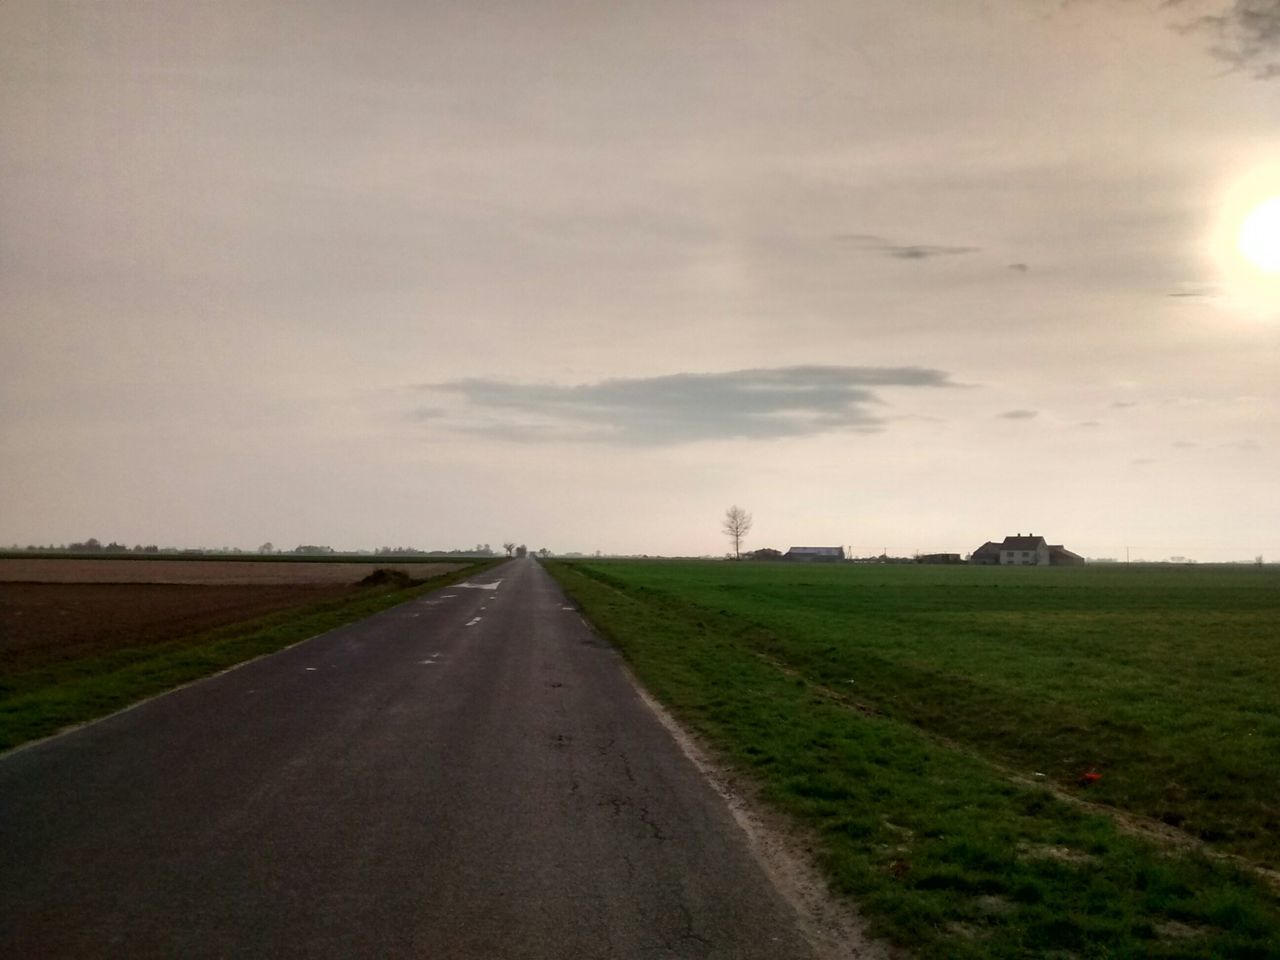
3,0,1278,560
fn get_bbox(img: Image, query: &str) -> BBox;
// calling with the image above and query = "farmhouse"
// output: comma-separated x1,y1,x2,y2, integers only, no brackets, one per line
970,534,1084,566
784,546,844,562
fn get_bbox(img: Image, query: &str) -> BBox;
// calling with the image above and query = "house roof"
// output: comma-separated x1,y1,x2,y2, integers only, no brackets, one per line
1049,545,1083,560
999,535,1047,551
972,541,1000,555
785,546,843,556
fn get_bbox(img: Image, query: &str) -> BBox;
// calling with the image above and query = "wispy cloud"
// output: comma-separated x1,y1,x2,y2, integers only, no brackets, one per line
998,409,1039,420
835,233,981,261
415,365,960,445
1167,282,1219,298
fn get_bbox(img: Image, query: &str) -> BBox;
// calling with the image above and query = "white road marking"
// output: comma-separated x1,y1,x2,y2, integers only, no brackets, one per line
419,659,438,665
305,667,318,671
561,606,574,611
439,594,457,599
465,617,482,626
458,580,502,591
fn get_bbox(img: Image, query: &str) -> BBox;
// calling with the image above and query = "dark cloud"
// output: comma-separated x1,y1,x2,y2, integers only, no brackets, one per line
1164,0,1280,77
835,234,981,260
1008,263,1030,272
417,365,959,445
998,409,1039,419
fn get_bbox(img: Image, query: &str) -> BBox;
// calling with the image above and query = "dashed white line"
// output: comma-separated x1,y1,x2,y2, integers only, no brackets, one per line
465,617,482,627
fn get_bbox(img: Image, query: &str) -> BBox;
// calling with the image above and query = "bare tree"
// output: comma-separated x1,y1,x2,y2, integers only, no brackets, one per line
722,505,753,560
503,541,516,558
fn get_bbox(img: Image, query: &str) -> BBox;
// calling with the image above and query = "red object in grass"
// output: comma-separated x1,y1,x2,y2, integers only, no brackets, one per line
1080,770,1102,785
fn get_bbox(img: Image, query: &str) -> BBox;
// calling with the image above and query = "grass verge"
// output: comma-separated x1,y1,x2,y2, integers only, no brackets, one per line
0,561,497,752
547,560,1280,959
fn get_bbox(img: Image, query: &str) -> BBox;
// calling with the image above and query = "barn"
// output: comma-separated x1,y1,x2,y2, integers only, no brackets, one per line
784,546,844,563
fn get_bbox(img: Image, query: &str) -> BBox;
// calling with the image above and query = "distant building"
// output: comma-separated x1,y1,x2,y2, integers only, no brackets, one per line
1048,544,1085,566
1000,534,1050,566
784,546,844,562
971,542,1001,565
970,534,1084,566
917,553,963,564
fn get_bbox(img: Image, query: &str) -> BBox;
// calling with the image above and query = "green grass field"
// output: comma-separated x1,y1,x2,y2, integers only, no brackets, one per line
547,560,1280,959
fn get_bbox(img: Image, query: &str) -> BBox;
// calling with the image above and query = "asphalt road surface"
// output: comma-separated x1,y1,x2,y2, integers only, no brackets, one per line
1,558,821,959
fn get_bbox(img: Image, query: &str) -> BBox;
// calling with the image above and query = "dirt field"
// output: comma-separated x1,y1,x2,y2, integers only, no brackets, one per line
0,558,468,677
0,582,365,675
0,558,463,586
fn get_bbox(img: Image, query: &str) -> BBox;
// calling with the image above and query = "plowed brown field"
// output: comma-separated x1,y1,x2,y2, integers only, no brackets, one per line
0,583,361,674
0,558,461,585
0,559,464,676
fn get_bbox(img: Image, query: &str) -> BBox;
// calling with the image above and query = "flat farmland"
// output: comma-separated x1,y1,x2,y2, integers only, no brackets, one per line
0,557,463,585
0,583,361,676
549,560,1280,959
0,556,478,751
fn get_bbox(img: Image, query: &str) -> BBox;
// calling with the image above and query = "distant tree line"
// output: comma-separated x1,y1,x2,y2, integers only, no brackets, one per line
16,538,173,554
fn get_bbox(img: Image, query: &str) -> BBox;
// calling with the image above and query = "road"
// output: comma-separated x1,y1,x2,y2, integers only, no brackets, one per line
1,558,822,958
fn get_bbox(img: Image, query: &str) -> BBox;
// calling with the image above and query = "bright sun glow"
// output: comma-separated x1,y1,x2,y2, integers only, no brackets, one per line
1237,197,1280,273
1213,167,1280,316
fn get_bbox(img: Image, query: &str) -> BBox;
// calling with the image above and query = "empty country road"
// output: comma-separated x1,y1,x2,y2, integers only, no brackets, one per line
0,559,824,959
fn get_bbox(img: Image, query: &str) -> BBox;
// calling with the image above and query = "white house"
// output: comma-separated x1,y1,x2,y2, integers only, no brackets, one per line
998,534,1050,566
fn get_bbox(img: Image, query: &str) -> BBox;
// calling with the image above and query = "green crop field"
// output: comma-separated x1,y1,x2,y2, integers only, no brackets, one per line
548,560,1280,959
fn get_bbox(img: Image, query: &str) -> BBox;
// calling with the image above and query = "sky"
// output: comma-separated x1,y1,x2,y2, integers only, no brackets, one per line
2,0,1278,561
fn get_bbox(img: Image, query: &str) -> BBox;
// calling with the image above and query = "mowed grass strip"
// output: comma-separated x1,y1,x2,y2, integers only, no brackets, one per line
547,560,1280,959
0,561,496,752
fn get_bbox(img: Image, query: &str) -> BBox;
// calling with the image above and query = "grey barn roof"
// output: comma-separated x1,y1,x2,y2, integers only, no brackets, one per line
785,546,844,556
